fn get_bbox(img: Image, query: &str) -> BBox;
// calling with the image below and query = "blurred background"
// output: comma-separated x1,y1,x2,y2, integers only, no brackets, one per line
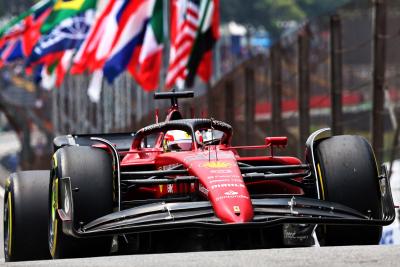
1,0,400,243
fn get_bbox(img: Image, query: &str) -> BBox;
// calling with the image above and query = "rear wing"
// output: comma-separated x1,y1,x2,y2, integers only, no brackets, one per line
53,132,135,152
154,90,194,106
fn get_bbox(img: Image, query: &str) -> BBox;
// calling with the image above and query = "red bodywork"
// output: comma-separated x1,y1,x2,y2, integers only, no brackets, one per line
115,105,303,224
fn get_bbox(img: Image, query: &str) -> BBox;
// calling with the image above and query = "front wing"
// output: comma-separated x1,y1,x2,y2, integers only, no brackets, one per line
56,172,395,238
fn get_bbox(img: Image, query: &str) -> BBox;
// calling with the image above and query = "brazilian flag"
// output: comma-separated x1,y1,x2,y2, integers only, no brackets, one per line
41,0,97,34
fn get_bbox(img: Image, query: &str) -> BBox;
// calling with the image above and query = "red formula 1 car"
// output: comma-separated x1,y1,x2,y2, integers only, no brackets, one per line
3,91,395,261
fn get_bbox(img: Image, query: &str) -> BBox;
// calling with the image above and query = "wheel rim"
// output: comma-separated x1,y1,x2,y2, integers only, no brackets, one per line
49,177,59,257
4,191,12,259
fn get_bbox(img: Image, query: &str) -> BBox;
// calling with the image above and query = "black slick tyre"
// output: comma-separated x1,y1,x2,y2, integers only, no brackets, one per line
4,171,51,261
49,146,113,259
315,135,382,245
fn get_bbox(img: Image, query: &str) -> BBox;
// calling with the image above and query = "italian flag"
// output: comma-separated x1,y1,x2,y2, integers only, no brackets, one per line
129,0,163,91
185,0,219,87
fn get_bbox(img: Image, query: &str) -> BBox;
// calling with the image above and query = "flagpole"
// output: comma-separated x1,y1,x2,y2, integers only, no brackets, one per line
162,0,170,92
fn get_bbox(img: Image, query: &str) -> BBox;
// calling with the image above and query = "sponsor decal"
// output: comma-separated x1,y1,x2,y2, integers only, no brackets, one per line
283,224,315,246
199,184,209,196
208,175,241,179
210,169,232,174
216,195,249,201
209,179,232,184
64,183,70,215
162,164,181,170
184,151,235,162
139,122,167,134
201,161,232,169
211,183,245,190
233,206,240,213
212,175,241,179
184,154,208,162
167,184,174,193
209,179,244,184
224,190,239,196
207,175,242,183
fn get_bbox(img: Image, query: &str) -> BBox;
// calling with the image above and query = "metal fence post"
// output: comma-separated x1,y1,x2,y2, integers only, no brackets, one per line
330,14,343,135
245,67,255,146
207,82,214,117
271,44,282,136
225,80,235,130
372,0,386,164
59,82,66,134
52,83,59,135
298,26,310,152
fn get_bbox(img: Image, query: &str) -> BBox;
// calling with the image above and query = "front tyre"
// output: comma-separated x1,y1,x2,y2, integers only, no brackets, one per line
314,135,382,245
4,171,51,261
49,146,113,259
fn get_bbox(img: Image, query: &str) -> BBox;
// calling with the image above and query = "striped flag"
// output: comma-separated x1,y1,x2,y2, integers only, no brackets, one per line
129,0,164,91
165,0,200,89
0,0,52,66
185,0,219,87
90,0,126,72
166,0,219,89
103,0,153,83
70,0,122,74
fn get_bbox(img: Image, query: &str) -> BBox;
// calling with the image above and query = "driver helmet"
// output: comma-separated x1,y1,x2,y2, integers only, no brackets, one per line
163,130,192,151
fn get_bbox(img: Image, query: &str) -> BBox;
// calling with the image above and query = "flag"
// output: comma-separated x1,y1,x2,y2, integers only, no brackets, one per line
89,0,126,72
87,69,104,102
41,0,97,34
165,0,219,89
129,0,164,91
55,49,75,87
165,0,200,89
185,0,219,87
70,0,122,74
27,9,95,66
0,38,21,63
40,58,60,90
0,0,52,65
40,64,57,90
22,6,53,60
0,0,52,38
103,0,153,83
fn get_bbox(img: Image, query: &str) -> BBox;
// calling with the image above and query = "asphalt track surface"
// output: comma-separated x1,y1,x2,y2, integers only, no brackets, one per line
0,133,400,266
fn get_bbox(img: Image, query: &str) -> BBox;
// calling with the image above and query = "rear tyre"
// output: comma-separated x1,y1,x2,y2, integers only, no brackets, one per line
4,171,51,261
49,146,113,258
314,135,382,245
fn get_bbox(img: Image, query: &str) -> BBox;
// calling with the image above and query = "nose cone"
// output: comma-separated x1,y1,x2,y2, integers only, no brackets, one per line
185,151,254,223
210,191,254,223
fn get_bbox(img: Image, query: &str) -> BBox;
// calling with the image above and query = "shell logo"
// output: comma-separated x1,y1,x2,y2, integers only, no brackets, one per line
201,161,232,169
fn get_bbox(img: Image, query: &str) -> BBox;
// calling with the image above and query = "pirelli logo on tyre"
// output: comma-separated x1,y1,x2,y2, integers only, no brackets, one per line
201,161,232,169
